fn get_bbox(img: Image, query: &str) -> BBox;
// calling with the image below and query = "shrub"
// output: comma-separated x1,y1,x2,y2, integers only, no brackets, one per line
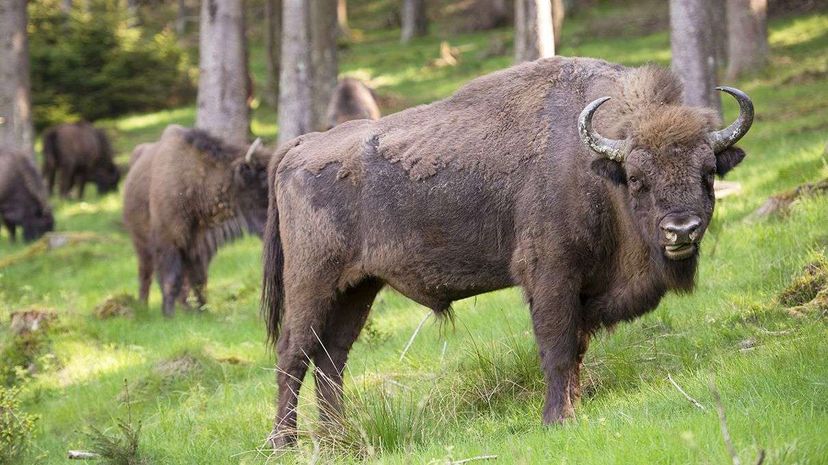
28,0,194,130
0,386,38,464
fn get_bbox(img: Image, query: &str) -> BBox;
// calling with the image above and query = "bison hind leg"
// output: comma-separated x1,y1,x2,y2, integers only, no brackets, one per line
314,277,384,424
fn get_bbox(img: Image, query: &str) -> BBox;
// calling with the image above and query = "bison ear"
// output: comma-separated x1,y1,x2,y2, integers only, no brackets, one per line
715,146,746,178
591,158,626,186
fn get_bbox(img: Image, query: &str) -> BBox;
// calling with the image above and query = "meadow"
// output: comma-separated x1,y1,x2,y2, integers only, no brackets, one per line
1,4,827,464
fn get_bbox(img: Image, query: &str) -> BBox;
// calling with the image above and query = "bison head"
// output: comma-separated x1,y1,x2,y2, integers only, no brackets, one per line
22,205,54,241
232,139,271,237
579,87,753,281
93,162,121,194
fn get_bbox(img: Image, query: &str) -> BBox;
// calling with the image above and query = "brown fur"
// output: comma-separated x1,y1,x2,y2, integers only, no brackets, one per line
0,148,54,241
42,121,121,199
261,57,750,446
325,78,382,129
123,125,272,316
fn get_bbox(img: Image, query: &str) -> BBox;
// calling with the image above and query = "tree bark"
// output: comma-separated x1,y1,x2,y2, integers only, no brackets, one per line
196,0,250,145
669,0,720,115
337,0,350,37
726,0,768,80
400,0,428,44
710,0,728,73
264,0,282,109
0,0,34,156
311,0,338,131
514,0,555,63
551,0,564,48
278,0,313,146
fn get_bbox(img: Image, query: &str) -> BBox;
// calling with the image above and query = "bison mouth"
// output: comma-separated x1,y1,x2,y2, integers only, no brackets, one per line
664,243,696,260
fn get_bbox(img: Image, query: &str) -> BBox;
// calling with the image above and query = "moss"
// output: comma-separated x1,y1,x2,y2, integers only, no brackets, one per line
94,293,139,320
778,254,828,307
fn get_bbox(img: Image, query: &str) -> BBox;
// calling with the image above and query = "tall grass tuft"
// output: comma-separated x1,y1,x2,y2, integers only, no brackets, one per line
311,372,438,460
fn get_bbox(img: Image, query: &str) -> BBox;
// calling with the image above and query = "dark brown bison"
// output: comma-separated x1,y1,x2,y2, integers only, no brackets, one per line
325,78,381,129
42,121,121,199
0,148,54,241
123,125,272,317
261,57,753,446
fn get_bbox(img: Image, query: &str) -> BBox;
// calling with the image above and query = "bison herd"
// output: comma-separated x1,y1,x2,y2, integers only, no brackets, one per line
0,61,754,446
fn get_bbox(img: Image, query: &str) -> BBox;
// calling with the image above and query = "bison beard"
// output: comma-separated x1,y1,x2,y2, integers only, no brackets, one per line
261,57,753,447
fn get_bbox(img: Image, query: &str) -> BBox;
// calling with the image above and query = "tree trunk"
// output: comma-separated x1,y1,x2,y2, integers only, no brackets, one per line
196,0,250,146
669,0,720,115
278,0,313,146
0,0,34,156
400,0,427,44
710,0,728,73
514,0,555,63
726,0,768,80
61,0,73,14
175,0,189,36
311,0,338,131
264,0,281,109
337,0,350,38
551,0,564,48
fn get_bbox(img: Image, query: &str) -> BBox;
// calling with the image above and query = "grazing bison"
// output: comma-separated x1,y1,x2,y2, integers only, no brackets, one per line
123,126,271,317
261,57,753,446
42,121,121,199
0,148,54,241
325,78,381,129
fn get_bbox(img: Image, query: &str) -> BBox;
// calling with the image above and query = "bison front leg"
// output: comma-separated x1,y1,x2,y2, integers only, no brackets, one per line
526,275,582,424
156,246,185,318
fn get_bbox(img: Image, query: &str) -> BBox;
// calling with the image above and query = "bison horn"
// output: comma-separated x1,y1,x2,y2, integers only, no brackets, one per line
578,97,626,161
708,86,754,153
244,138,263,163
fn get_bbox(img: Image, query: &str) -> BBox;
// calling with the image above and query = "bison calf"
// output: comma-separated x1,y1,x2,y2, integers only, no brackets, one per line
325,77,381,129
0,148,54,241
123,125,271,317
42,121,121,199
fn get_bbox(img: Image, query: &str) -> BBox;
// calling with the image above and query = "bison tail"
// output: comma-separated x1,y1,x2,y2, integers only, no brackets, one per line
261,168,285,349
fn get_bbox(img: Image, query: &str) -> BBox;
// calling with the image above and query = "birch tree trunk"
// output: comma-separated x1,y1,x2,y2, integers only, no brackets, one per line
552,0,564,48
401,0,428,44
726,0,768,80
264,0,281,109
0,0,34,156
196,0,250,146
669,0,721,115
278,0,313,146
514,0,555,63
311,0,338,131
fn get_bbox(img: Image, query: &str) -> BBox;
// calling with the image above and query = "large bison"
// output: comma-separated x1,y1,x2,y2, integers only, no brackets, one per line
0,148,54,241
123,125,272,317
42,121,121,199
261,57,753,446
325,78,381,129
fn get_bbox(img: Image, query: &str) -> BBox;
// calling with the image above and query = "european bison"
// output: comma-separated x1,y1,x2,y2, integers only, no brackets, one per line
123,125,272,317
42,121,121,199
261,57,753,446
325,78,381,129
0,148,54,241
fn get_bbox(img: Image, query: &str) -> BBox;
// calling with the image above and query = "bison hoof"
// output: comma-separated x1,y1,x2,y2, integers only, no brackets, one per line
266,430,297,450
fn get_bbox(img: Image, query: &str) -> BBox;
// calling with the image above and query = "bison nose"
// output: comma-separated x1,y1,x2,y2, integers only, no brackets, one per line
660,215,702,244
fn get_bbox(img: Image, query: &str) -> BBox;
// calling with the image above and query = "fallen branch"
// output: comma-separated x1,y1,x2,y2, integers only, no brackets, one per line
709,380,741,465
399,312,431,361
667,373,706,411
68,450,100,460
451,454,498,464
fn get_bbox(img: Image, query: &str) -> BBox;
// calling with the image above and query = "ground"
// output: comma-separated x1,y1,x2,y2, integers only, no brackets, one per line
1,5,827,465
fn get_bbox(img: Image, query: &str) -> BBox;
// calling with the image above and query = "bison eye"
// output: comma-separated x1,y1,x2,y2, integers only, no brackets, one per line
628,175,644,190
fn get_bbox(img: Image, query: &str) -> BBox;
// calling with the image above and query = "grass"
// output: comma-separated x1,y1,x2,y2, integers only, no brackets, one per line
2,4,828,464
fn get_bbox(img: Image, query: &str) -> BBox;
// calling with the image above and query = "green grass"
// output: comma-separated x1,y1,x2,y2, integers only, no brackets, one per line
2,7,828,465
